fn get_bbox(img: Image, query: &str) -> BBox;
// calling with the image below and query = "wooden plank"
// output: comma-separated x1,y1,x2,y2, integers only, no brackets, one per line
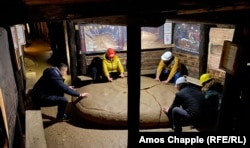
186,76,202,86
25,110,47,148
77,75,93,81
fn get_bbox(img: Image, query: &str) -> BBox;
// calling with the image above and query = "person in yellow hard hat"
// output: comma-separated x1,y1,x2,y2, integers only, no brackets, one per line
155,51,182,85
200,73,212,86
199,73,223,129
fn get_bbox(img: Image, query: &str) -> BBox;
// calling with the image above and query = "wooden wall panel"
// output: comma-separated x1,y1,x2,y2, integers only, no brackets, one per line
0,27,18,148
208,28,235,81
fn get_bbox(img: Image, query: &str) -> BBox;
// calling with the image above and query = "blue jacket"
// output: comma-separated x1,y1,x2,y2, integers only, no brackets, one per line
31,67,80,98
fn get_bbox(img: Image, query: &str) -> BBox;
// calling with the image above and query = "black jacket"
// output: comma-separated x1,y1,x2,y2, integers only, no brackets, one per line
31,67,80,98
168,87,205,119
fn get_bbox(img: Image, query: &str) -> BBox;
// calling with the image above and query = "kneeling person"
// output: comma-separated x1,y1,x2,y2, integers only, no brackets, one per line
102,48,125,82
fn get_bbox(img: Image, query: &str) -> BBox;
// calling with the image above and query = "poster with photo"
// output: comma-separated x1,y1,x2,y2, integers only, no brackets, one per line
141,25,165,49
164,23,172,44
173,23,200,54
79,24,127,53
79,23,169,53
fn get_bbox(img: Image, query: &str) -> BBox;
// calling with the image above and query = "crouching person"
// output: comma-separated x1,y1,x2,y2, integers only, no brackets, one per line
31,63,89,121
162,76,205,132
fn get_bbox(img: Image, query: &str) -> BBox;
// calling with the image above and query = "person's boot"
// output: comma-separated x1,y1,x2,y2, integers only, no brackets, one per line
56,113,71,121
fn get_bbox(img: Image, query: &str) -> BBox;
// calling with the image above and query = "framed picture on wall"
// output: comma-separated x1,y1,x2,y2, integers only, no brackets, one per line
79,23,169,53
219,40,241,75
79,24,127,53
173,23,200,54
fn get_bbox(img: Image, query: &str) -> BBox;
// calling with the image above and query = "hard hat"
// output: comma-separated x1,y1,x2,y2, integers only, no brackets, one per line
106,48,115,58
175,76,188,87
161,51,173,61
200,73,212,85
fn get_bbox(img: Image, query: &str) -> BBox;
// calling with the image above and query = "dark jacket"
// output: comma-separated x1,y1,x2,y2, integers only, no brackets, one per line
201,79,223,127
31,67,80,99
168,87,205,120
202,78,223,111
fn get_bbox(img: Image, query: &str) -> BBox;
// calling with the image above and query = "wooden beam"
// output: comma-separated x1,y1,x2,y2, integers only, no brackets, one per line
177,4,250,15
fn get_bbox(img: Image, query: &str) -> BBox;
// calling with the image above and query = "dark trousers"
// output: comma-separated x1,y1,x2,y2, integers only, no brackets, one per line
109,72,121,79
167,107,192,132
155,69,181,84
32,95,68,118
92,68,121,82
91,67,102,80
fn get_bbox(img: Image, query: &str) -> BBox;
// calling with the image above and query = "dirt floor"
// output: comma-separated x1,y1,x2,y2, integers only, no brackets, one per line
23,39,197,148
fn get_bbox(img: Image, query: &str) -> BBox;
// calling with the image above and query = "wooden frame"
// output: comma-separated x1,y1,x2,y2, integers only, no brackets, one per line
0,88,9,148
219,40,240,75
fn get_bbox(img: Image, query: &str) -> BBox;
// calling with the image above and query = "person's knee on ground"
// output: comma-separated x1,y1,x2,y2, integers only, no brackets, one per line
159,69,169,81
173,72,182,84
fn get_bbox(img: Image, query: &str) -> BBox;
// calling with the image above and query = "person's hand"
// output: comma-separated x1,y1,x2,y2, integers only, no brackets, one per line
69,86,76,90
108,77,113,82
119,73,125,78
79,92,89,97
162,80,169,84
162,106,169,113
155,77,160,81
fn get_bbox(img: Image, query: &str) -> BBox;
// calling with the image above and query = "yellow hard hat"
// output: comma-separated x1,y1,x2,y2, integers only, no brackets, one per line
200,73,212,85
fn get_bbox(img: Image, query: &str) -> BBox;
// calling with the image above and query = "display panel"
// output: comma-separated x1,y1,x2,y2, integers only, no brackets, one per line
79,23,170,53
173,23,200,54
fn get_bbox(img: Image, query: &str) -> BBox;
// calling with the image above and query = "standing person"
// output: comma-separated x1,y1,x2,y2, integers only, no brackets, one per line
102,48,125,82
155,51,182,85
31,63,89,120
199,73,223,128
162,76,205,132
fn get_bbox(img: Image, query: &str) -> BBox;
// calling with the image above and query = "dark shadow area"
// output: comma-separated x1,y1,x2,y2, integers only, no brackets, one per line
180,63,188,76
42,114,59,128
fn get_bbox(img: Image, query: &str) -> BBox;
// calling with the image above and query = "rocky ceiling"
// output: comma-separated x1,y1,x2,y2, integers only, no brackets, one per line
1,0,250,26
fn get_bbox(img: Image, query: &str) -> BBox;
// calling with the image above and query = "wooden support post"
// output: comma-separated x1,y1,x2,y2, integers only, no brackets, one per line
127,16,141,148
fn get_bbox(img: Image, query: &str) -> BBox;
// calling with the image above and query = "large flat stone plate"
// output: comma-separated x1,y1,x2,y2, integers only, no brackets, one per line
72,76,177,128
